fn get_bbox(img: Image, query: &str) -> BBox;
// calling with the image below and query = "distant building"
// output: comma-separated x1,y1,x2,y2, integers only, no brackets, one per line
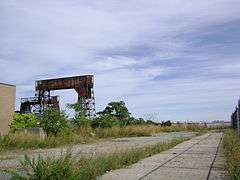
0,83,16,136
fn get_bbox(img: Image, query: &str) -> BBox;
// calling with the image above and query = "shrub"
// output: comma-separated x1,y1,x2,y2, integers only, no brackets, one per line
135,118,146,125
66,103,90,127
161,120,172,127
91,114,118,128
10,113,38,131
41,108,69,136
146,120,160,126
122,117,146,126
72,113,90,127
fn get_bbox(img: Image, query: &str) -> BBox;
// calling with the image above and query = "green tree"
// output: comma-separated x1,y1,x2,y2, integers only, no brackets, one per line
41,108,68,136
161,120,172,126
98,101,131,121
10,113,39,131
66,103,90,127
91,114,118,128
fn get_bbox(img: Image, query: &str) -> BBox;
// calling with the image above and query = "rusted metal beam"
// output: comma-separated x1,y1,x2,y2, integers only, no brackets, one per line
20,75,96,118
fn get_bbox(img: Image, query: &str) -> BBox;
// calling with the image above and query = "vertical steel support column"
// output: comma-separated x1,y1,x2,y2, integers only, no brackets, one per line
237,100,240,134
237,107,240,135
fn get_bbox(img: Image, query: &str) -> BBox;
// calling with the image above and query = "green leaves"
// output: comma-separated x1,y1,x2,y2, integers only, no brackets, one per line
41,108,69,136
10,113,39,131
10,152,79,180
91,114,118,128
98,101,131,121
66,103,90,127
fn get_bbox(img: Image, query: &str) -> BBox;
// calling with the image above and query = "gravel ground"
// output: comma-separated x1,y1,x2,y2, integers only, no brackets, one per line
0,131,196,170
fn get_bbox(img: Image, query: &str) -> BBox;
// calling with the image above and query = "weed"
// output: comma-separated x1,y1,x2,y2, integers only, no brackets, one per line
10,152,79,180
10,138,187,180
0,124,206,152
223,129,240,180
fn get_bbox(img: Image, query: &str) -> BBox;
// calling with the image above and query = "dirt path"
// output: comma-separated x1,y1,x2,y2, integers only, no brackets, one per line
100,132,225,180
0,131,195,170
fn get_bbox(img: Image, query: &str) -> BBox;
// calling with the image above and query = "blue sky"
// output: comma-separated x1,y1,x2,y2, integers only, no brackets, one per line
1,0,240,122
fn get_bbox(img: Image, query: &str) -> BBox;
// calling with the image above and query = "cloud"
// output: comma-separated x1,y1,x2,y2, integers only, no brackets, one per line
0,0,240,121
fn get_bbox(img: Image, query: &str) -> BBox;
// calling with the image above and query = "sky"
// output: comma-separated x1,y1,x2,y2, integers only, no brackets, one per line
1,0,240,122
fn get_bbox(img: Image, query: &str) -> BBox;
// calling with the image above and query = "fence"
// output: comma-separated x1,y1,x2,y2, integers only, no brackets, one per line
231,99,240,132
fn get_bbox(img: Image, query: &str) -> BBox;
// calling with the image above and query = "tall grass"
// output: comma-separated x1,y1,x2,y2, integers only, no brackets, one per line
223,129,240,180
9,138,187,180
0,124,206,152
95,124,207,138
0,128,96,151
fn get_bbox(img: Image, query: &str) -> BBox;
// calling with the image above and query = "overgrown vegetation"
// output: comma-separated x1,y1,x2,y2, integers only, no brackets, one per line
66,103,90,127
91,114,118,128
9,138,187,180
223,129,240,180
0,101,211,151
0,124,205,151
41,108,69,136
9,113,39,131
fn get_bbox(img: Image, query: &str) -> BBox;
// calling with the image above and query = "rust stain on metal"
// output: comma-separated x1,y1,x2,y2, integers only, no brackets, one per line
20,75,95,118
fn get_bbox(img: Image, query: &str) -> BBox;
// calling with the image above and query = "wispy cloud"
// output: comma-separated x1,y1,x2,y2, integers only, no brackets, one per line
1,0,240,121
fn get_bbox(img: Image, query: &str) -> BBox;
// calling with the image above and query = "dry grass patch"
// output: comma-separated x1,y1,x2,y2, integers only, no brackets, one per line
8,138,188,180
223,129,240,180
0,124,207,152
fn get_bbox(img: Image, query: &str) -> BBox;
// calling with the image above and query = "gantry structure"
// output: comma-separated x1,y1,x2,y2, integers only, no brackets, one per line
20,75,96,118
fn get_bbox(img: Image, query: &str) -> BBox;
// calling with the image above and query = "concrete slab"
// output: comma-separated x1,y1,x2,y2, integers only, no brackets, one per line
141,167,208,180
0,131,196,170
164,155,214,170
100,132,226,180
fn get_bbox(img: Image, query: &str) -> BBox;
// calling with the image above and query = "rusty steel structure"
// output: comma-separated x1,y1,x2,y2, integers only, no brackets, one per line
20,96,60,114
20,75,96,118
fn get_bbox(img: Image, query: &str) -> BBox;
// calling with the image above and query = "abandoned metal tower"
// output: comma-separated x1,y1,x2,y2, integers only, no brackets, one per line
20,75,96,118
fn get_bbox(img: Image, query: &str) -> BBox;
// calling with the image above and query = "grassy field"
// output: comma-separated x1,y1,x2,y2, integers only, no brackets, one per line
223,129,240,180
0,124,215,152
8,138,188,180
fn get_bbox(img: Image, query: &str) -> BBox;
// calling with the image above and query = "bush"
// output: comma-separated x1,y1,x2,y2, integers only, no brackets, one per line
73,113,90,127
41,108,69,136
91,114,118,128
10,113,38,131
146,120,160,126
161,120,172,127
66,103,91,127
124,117,146,126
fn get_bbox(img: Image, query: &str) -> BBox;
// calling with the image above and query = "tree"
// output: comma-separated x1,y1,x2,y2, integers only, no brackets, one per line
146,120,160,126
41,108,68,136
66,103,90,127
91,114,118,128
135,118,146,125
98,101,131,121
161,120,172,126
